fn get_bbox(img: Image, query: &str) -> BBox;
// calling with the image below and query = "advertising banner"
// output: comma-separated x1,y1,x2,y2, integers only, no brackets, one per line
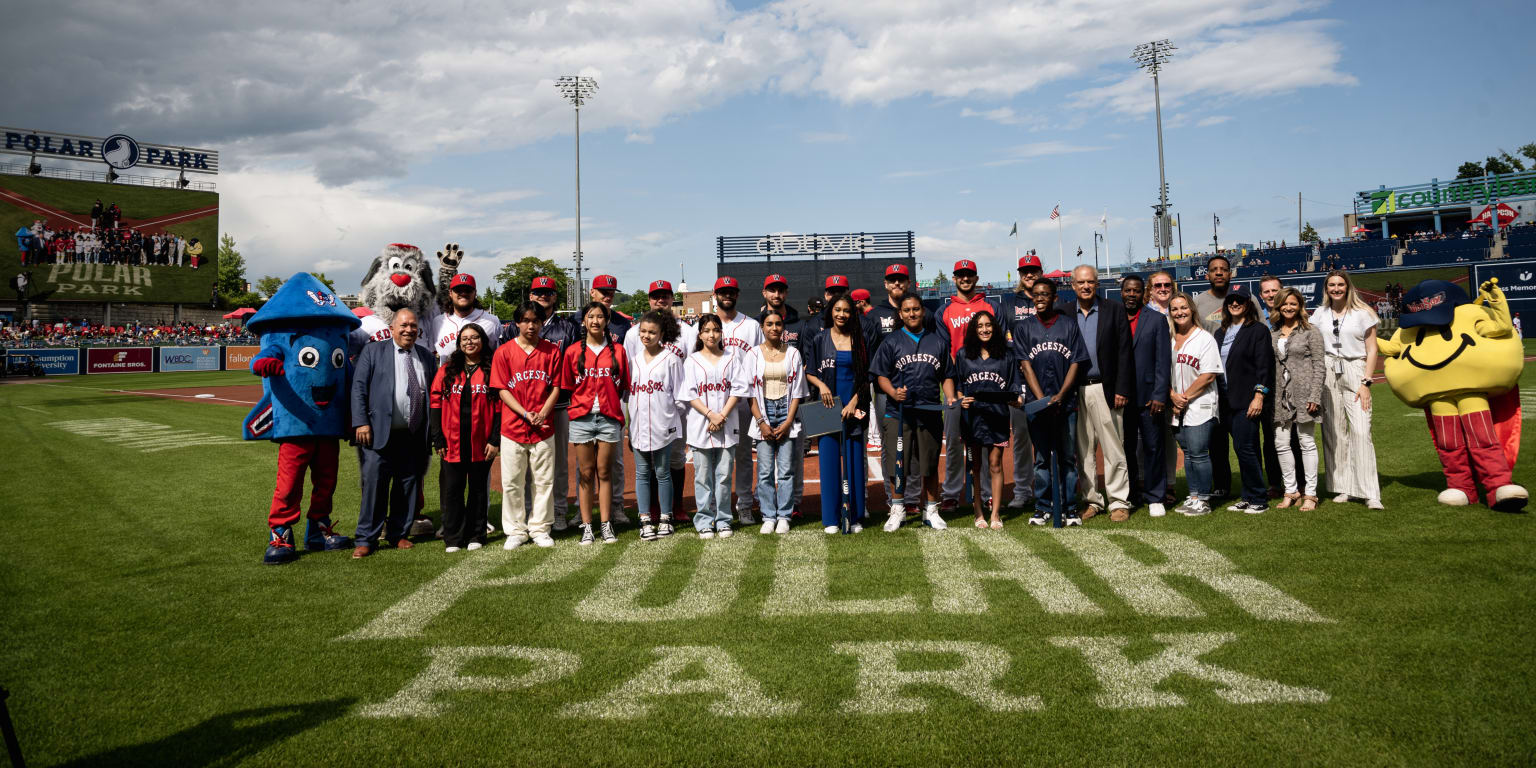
159,346,221,372
86,346,153,374
1471,259,1536,321
224,345,260,371
6,348,79,375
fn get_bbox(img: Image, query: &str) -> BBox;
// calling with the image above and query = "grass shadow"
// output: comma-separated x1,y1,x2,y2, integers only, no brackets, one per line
54,697,355,767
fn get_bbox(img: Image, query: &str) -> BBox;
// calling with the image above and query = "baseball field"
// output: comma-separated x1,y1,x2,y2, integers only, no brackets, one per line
2,357,1534,766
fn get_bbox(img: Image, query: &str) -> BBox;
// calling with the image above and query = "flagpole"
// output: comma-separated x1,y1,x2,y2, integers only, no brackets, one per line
1103,210,1110,275
1057,215,1064,271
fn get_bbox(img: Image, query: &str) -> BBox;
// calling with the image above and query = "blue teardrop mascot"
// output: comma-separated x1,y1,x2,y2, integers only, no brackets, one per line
242,273,363,564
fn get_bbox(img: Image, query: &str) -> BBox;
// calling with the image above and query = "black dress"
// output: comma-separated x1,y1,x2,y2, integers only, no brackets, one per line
951,351,1020,446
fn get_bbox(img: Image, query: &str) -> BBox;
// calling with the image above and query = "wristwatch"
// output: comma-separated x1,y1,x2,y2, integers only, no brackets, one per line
1360,378,1373,388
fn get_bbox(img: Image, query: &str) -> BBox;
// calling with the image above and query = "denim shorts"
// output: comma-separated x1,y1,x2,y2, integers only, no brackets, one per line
570,411,622,443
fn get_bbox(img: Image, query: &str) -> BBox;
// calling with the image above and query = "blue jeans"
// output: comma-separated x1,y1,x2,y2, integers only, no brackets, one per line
1224,405,1267,505
755,396,795,519
634,442,674,521
1176,419,1216,501
1027,405,1078,519
691,446,733,532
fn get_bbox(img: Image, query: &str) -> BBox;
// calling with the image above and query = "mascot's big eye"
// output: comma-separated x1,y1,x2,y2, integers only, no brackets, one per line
389,256,403,271
331,348,346,369
297,346,320,368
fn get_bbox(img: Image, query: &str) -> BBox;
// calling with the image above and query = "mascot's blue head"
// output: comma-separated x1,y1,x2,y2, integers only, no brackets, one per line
243,273,362,440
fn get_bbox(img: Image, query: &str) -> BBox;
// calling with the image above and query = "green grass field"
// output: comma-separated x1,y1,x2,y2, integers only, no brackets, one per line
1,365,1534,767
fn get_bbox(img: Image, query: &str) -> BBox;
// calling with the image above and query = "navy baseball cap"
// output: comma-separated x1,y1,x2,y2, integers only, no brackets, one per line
1399,280,1468,329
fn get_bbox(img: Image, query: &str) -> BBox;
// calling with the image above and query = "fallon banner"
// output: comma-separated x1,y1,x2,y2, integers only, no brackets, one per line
224,345,260,371
6,348,79,375
86,347,153,374
159,346,220,372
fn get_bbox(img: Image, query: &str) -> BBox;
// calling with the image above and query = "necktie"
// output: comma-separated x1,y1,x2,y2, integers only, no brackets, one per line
402,348,423,431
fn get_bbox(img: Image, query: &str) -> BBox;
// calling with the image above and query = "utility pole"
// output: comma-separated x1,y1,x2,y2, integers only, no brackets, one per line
1133,40,1176,260
1212,214,1220,254
555,75,598,304
1298,192,1303,242
1177,213,1184,257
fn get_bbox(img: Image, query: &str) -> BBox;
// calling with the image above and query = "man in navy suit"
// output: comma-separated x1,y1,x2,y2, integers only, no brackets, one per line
1120,275,1172,517
350,308,438,558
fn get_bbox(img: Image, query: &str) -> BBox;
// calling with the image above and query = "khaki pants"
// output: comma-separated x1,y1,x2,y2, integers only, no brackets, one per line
502,435,555,538
1320,357,1380,501
1075,382,1132,511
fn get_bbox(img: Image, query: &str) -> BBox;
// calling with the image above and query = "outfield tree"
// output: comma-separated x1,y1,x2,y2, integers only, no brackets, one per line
616,288,650,318
255,275,284,298
932,271,949,288
1456,162,1485,180
309,272,337,291
495,256,569,307
1497,149,1526,172
1484,155,1518,175
1300,222,1320,243
1520,143,1536,166
216,234,262,308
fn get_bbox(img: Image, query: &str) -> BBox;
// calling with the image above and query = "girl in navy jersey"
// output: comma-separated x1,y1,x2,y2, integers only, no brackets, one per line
872,294,950,531
562,302,631,545
681,315,751,538
946,311,1021,529
628,310,685,540
429,323,500,552
806,295,873,534
1013,280,1090,526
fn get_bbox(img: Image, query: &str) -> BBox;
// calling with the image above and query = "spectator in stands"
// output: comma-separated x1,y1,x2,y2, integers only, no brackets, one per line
1311,270,1383,510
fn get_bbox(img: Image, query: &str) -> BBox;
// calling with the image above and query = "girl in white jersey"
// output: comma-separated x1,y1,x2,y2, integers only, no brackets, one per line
628,310,686,541
680,314,751,538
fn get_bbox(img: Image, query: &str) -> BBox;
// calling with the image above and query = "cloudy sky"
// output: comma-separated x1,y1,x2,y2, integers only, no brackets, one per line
9,0,1536,293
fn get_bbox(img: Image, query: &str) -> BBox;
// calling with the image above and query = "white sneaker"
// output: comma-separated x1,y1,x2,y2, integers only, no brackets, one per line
850,523,863,533
824,525,840,534
1332,494,1351,504
1438,488,1471,506
1365,499,1384,510
883,509,905,532
922,505,948,530
467,542,483,551
1148,503,1166,518
444,546,461,553
699,530,716,539
775,518,791,534
504,536,528,550
552,511,569,531
761,520,776,535
532,534,555,548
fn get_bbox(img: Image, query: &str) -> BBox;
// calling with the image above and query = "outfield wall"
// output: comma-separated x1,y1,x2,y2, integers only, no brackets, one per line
5,344,261,376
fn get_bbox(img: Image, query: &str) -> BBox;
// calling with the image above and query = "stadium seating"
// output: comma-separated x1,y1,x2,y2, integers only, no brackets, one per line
1397,232,1490,266
1506,224,1536,260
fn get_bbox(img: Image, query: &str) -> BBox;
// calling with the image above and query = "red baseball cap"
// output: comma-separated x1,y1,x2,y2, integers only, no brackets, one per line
449,273,477,290
825,275,850,289
648,279,674,295
1018,253,1043,270
885,263,911,278
592,274,617,290
850,288,871,301
714,276,740,291
953,259,978,274
530,276,557,291
763,274,788,288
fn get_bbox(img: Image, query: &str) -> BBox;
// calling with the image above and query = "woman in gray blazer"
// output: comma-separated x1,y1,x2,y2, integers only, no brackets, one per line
1269,288,1325,511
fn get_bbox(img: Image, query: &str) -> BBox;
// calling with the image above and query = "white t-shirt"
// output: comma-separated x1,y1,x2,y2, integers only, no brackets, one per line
624,319,697,366
626,347,685,452
1309,304,1377,360
1171,327,1224,428
718,312,765,357
430,308,502,364
679,351,751,449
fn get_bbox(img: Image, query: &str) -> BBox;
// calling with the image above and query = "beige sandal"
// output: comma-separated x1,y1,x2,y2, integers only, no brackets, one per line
1299,496,1318,511
1277,493,1301,509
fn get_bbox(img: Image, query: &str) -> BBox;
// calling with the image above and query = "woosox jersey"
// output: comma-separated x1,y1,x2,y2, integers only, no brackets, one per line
430,309,502,364
623,320,697,366
626,349,685,452
679,351,751,449
719,312,764,356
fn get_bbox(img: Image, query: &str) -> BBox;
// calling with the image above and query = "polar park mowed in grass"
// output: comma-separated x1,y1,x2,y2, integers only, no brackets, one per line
1,363,1534,766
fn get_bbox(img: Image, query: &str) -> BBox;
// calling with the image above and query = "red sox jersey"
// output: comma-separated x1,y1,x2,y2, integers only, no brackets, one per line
624,319,697,365
718,312,764,357
430,308,502,364
626,349,685,452
680,351,751,449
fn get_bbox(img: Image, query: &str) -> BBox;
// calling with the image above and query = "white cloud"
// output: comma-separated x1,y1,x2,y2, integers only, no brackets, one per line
1197,115,1233,127
624,132,655,144
799,131,850,143
985,141,1110,167
959,107,1048,129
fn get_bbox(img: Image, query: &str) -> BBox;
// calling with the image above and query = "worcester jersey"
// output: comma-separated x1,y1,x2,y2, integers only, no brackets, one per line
626,349,685,452
870,329,950,417
679,351,752,449
623,319,698,366
429,308,502,364
866,299,939,351
950,350,1022,445
1011,314,1090,407
718,312,764,356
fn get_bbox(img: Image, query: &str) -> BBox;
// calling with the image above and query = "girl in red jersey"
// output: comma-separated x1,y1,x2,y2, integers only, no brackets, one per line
563,302,631,545
429,323,500,552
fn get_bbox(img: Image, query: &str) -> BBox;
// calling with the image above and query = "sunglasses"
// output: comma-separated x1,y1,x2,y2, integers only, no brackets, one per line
1151,282,1173,289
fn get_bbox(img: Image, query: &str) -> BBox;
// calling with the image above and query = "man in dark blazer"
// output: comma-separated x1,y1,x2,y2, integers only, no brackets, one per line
1119,275,1171,517
350,307,437,558
1058,265,1135,520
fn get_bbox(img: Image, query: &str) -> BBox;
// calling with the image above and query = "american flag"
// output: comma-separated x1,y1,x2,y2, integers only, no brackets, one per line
1049,205,1060,220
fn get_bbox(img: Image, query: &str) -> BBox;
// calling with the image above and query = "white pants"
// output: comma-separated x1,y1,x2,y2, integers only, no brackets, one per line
1075,383,1131,511
502,435,554,538
1319,358,1380,501
525,408,570,518
1274,421,1318,496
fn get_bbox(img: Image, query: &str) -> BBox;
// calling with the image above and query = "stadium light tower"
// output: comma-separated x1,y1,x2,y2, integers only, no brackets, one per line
1132,39,1175,260
555,75,598,299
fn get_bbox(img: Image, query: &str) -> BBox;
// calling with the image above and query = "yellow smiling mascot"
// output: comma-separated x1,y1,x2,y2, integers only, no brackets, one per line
1377,279,1525,512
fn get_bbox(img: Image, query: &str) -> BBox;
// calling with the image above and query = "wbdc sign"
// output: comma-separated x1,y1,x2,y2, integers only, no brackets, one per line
0,126,220,175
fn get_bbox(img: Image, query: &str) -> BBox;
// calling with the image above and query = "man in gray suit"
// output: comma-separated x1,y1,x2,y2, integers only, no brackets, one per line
350,308,437,558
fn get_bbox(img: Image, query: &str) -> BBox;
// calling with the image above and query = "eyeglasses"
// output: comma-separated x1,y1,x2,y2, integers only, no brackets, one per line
1151,282,1173,289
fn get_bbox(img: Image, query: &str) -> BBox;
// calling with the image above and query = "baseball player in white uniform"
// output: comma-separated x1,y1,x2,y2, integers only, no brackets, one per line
711,276,765,525
429,273,502,364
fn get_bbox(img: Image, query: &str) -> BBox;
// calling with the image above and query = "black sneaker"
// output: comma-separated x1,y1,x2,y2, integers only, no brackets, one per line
601,521,617,543
1028,510,1049,526
640,523,657,541
1063,512,1082,527
1241,502,1266,515
579,523,595,546
657,516,675,537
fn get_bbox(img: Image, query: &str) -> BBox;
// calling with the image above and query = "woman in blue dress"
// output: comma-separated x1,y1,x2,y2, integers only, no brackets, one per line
805,295,872,534
946,311,1021,529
